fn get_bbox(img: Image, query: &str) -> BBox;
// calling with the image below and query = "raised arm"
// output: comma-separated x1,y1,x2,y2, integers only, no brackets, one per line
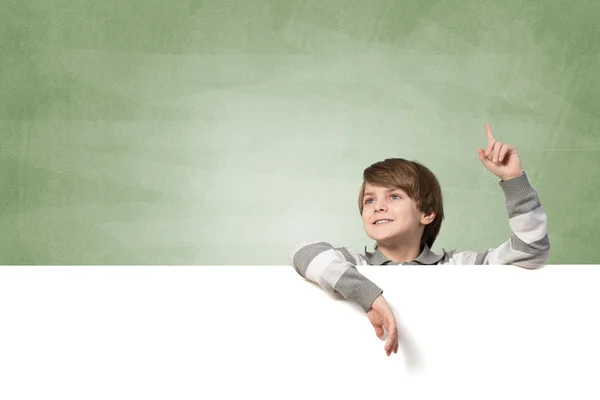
450,124,550,267
449,172,550,267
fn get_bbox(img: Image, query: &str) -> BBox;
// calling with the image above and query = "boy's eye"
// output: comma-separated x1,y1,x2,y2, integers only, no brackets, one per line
365,198,374,205
391,194,401,200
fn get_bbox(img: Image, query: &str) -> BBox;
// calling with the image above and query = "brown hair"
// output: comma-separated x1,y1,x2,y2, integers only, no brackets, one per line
358,158,444,249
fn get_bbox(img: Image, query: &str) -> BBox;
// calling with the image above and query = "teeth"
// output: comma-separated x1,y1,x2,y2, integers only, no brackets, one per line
375,220,392,224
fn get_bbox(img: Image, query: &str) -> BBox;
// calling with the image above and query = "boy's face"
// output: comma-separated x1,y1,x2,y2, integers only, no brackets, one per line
361,182,433,247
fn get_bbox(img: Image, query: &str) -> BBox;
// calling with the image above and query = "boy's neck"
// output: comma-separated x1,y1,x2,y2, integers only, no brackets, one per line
377,242,423,263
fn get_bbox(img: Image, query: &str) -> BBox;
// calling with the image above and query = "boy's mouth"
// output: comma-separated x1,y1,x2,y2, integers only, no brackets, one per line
373,219,394,225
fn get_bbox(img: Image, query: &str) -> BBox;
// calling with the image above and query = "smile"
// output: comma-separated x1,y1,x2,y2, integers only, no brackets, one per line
374,219,394,225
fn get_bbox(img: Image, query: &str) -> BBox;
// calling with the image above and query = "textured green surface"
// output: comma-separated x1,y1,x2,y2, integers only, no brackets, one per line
1,1,599,264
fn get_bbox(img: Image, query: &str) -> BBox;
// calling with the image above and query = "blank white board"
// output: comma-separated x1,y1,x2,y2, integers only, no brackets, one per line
1,265,599,400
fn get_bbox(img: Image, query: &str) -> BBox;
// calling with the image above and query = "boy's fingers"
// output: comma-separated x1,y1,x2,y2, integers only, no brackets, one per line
387,336,396,354
485,123,495,144
384,320,398,354
492,142,503,163
478,148,489,163
388,320,397,338
478,148,494,169
385,333,394,351
498,144,510,162
484,124,496,157
386,335,396,356
484,139,495,158
477,148,485,160
386,335,398,356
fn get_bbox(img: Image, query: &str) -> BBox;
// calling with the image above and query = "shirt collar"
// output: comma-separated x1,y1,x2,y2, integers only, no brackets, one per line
363,243,445,265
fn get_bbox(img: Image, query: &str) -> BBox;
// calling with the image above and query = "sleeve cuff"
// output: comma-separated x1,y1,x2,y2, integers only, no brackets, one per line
499,172,533,198
335,277,383,312
353,280,384,313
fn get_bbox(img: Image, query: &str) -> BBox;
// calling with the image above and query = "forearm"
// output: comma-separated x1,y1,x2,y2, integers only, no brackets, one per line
333,267,383,312
290,241,383,311
499,172,550,264
449,173,549,267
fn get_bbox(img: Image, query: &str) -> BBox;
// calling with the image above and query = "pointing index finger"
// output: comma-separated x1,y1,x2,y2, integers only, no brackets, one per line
485,123,495,144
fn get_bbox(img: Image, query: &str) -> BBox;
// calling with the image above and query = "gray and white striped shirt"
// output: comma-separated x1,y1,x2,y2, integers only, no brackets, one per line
289,173,550,312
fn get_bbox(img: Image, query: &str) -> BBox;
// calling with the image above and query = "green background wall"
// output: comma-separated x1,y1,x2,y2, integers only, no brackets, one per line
2,0,599,264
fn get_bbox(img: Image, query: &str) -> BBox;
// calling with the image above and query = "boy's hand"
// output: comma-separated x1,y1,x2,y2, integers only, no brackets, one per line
477,124,524,181
367,295,399,356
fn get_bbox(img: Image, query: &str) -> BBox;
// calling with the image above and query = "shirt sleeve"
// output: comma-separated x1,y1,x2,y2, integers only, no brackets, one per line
289,241,383,312
449,172,550,268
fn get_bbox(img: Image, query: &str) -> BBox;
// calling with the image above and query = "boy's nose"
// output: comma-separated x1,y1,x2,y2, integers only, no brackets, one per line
375,201,388,211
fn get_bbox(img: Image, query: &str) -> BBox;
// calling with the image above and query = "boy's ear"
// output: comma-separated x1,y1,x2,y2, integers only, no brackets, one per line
421,212,436,225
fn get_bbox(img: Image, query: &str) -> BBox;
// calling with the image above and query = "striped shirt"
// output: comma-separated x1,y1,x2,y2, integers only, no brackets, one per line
289,173,550,312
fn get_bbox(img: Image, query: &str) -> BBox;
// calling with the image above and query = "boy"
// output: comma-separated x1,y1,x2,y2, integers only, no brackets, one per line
289,124,550,356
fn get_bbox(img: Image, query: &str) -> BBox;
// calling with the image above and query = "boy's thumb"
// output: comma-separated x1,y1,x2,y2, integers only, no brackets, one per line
374,324,384,339
478,148,493,167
